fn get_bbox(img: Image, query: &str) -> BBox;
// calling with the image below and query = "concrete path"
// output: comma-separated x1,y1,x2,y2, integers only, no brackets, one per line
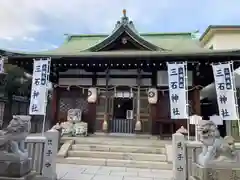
57,163,173,180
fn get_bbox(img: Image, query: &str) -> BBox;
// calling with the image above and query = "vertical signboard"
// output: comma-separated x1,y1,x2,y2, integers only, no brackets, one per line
167,62,188,119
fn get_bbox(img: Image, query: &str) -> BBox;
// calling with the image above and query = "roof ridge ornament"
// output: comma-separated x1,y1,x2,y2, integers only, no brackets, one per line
121,9,129,25
123,9,127,17
113,9,138,33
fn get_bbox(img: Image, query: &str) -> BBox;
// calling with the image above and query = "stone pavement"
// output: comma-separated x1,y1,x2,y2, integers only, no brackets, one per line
57,163,173,180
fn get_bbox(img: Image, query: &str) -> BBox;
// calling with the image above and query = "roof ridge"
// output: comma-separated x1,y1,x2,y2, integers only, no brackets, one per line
65,32,194,38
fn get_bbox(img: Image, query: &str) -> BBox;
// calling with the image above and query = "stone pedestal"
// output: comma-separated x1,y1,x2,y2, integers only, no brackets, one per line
0,158,32,177
191,163,240,180
0,172,36,180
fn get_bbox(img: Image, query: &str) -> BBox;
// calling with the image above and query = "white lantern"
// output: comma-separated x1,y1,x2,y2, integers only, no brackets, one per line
87,87,97,103
147,88,158,104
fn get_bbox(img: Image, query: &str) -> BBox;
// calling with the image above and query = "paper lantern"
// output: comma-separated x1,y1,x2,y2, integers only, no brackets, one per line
87,87,97,103
147,88,158,104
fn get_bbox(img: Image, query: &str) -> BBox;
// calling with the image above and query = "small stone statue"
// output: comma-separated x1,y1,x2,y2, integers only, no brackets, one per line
0,115,32,177
0,115,31,160
197,120,239,167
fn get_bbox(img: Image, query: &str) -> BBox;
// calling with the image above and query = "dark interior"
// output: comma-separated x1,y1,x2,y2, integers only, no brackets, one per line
113,97,133,119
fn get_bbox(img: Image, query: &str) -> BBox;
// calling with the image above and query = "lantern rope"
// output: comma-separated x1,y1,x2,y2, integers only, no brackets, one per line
53,84,203,93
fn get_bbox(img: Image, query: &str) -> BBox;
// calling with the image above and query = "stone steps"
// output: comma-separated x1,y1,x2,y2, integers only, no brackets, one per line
71,144,166,154
58,135,172,170
68,150,167,162
57,157,172,170
62,136,170,147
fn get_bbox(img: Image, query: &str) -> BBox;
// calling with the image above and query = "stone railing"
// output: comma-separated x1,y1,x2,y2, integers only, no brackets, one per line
172,133,240,180
25,129,59,179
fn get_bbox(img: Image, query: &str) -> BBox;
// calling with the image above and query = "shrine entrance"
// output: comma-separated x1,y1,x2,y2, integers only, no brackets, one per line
111,91,135,133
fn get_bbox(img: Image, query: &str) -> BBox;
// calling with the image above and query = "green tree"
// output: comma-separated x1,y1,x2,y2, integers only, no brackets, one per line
0,64,31,127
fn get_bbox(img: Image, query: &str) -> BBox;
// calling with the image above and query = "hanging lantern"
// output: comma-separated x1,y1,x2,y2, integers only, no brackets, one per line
147,88,158,104
87,87,97,103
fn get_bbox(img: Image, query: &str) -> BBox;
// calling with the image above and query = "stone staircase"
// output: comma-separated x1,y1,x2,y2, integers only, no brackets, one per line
57,135,172,170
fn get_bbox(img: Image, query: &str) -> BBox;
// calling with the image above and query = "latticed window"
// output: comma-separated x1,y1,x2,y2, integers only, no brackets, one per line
75,98,88,113
59,98,72,114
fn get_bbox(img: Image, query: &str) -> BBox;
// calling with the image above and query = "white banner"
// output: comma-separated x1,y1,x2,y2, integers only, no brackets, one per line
29,58,51,115
167,62,188,119
0,57,4,74
212,63,238,120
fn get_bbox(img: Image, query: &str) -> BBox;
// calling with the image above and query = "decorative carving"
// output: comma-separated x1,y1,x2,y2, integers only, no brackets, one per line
55,109,88,137
73,122,88,137
197,120,239,167
67,109,82,122
59,121,73,136
0,115,31,161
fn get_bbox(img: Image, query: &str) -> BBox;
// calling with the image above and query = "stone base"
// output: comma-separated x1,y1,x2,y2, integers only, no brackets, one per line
191,163,240,180
0,158,31,177
0,171,36,180
135,130,141,134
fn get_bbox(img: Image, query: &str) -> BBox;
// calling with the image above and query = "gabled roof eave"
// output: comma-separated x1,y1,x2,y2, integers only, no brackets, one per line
85,23,163,52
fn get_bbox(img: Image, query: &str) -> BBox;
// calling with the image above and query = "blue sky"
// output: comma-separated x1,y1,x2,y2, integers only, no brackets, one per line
0,0,239,52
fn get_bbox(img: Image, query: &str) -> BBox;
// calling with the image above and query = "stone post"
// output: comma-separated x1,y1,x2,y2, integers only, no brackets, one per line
42,129,59,180
172,132,187,180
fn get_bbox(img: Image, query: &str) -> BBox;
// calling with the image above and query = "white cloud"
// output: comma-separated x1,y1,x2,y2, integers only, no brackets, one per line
23,36,35,42
50,44,58,49
0,0,240,51
1,36,13,41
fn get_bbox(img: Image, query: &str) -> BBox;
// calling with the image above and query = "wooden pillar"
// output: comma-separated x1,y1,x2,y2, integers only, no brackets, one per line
52,69,59,126
104,68,109,132
192,67,201,115
87,72,97,134
191,67,201,135
51,87,58,126
150,70,157,134
135,68,141,133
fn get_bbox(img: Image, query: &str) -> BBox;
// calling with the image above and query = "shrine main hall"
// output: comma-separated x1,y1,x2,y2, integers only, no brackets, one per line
4,10,240,137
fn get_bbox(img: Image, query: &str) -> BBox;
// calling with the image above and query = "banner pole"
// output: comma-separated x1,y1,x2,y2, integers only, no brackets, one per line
41,58,51,136
185,62,190,140
231,61,240,136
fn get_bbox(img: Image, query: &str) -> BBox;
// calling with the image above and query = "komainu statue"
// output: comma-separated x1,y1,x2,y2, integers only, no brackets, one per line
197,120,239,167
0,115,32,177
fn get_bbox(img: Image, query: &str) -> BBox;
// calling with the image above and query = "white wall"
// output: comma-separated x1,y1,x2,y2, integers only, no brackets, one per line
204,32,240,50
201,31,240,99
